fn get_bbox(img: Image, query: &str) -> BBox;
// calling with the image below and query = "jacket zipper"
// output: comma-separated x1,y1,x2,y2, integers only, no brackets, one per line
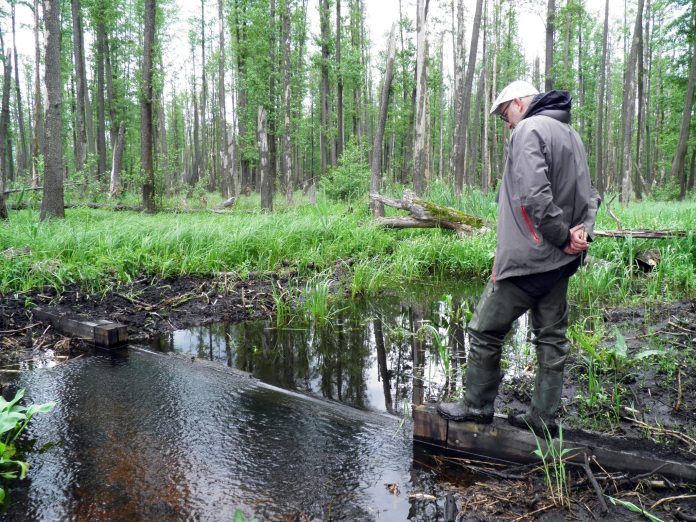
520,207,541,244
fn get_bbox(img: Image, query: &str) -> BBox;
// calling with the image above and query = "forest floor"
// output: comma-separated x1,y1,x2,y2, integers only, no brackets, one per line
0,272,694,521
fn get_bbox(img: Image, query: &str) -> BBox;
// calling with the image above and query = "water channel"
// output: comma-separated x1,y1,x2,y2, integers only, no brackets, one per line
3,283,535,520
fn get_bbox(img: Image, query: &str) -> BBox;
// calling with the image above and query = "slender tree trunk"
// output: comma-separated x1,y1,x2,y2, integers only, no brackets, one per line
141,0,156,212
40,0,64,220
594,0,609,196
11,4,27,177
192,48,201,186
71,0,88,173
96,21,108,180
201,0,209,189
634,0,648,200
545,0,555,91
32,0,43,188
687,146,696,192
319,0,331,179
258,106,272,210
336,0,344,159
219,0,234,199
0,43,10,219
268,0,277,198
455,0,483,193
451,0,465,192
282,0,293,204
620,0,644,205
370,25,397,217
673,27,696,199
413,0,430,195
109,121,125,197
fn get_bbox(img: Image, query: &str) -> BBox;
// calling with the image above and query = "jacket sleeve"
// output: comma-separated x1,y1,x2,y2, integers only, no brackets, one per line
584,185,601,239
511,126,569,248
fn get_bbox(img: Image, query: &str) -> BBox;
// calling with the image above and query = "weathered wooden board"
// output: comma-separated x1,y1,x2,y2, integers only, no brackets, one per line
33,308,128,348
414,403,696,482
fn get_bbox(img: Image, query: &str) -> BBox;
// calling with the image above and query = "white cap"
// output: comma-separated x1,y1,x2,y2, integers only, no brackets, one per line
490,80,539,115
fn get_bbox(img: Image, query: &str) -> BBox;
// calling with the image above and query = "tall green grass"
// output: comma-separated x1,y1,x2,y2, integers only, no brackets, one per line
0,188,693,308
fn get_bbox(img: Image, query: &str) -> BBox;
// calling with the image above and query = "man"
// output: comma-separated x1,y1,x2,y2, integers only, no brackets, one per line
437,80,601,436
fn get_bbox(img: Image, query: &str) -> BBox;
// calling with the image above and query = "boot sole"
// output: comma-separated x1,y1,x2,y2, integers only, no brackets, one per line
508,416,558,438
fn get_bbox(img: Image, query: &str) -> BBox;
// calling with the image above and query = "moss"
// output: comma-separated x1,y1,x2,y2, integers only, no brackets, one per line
414,197,486,228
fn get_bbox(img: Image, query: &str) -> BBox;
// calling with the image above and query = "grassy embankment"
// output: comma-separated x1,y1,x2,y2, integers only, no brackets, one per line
0,185,694,308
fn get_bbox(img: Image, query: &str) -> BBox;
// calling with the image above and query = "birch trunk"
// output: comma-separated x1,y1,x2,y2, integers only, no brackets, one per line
413,0,430,195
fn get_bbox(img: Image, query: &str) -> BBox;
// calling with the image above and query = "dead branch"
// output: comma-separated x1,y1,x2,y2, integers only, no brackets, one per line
370,191,488,238
583,453,609,514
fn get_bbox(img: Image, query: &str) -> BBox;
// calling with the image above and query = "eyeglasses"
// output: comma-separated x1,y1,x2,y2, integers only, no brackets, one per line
499,101,512,123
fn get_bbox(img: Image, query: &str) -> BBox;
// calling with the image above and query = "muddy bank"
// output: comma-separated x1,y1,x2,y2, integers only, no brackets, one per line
0,272,299,362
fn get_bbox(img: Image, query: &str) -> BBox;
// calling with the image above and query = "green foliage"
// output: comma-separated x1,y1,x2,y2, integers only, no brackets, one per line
530,423,574,508
0,389,56,506
320,141,370,202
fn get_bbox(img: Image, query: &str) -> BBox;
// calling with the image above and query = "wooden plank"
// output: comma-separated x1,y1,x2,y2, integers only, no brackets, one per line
33,308,128,348
414,403,696,482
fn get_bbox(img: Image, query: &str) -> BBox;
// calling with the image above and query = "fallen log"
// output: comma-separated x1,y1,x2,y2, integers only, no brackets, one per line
370,191,489,238
593,230,687,239
33,307,128,348
370,193,687,241
413,403,696,482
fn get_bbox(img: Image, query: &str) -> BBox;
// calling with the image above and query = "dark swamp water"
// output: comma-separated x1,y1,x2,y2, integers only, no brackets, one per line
3,283,538,521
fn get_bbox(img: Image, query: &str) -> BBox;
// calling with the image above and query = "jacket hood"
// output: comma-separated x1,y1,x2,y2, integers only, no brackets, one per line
523,90,572,122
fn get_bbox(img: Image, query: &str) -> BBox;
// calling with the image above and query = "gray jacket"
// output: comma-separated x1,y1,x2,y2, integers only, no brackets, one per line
493,94,600,282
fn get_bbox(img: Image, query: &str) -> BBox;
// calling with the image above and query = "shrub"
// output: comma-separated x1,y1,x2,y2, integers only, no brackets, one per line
320,141,370,201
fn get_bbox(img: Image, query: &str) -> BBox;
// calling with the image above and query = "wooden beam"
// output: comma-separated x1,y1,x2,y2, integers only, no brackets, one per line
413,403,696,482
33,308,128,348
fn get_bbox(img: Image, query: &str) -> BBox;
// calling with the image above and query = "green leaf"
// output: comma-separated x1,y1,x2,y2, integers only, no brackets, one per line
613,328,628,360
26,402,57,417
608,496,664,522
0,486,5,504
634,349,665,361
0,412,26,436
0,389,25,413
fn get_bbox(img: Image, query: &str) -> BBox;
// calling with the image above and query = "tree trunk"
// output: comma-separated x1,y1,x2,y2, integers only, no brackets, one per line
451,0,465,192
109,121,125,197
32,0,43,188
70,0,88,172
141,0,156,212
455,0,483,193
40,0,65,220
268,0,277,198
282,0,293,204
319,0,331,179
0,44,10,219
192,47,201,186
96,21,108,180
594,0,609,197
370,25,397,217
545,0,555,91
219,0,234,199
258,106,272,210
336,0,344,159
201,0,210,190
620,0,644,205
11,4,28,177
413,0,430,195
674,36,696,199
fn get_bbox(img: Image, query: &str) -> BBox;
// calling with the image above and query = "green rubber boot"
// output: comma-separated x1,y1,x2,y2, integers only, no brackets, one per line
437,365,500,423
509,368,564,437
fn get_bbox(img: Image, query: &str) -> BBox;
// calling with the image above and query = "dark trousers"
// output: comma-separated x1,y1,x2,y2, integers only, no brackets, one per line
467,277,570,375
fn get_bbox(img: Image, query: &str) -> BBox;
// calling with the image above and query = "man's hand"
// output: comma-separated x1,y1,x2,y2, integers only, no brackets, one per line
563,224,588,255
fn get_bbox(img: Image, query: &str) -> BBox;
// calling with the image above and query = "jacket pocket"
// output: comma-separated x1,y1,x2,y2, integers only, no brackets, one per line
520,206,541,244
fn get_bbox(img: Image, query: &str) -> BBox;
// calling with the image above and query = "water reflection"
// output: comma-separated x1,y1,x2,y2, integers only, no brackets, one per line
150,283,535,414
6,352,455,520
3,283,542,520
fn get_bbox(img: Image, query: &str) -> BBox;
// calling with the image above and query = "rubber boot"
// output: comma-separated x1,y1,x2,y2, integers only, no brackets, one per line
437,365,500,423
509,368,564,437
